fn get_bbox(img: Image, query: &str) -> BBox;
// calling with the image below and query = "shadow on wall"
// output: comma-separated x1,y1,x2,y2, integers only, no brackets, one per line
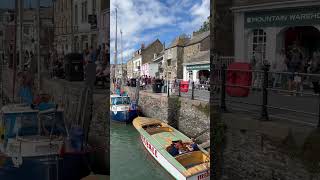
167,96,181,129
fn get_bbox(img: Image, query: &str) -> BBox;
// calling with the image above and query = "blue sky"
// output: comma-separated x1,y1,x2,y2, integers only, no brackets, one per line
0,0,52,8
110,0,210,64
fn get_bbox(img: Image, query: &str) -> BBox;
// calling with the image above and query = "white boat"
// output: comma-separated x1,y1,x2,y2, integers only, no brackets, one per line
133,117,210,180
0,103,65,167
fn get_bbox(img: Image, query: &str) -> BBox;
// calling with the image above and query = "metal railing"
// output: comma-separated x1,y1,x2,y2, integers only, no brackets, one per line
214,64,320,127
125,79,210,101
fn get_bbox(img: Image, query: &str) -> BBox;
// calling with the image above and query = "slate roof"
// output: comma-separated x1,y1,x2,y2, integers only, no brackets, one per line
186,31,210,46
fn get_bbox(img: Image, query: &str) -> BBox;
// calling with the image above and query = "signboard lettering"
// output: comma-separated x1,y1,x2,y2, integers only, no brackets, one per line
186,64,210,71
198,171,210,180
245,6,320,28
141,135,158,158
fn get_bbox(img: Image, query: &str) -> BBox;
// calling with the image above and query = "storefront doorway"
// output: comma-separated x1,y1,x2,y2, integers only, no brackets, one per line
197,70,210,84
282,26,320,60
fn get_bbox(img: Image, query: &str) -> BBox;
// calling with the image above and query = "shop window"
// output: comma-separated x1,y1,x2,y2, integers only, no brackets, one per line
252,29,266,60
188,70,193,79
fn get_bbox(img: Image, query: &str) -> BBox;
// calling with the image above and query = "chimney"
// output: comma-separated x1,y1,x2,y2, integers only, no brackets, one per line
141,43,145,49
163,42,165,51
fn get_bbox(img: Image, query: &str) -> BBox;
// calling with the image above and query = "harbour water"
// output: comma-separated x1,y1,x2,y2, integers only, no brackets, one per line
110,121,174,180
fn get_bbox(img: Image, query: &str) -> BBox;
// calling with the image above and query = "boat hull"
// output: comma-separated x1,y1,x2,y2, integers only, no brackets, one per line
140,134,210,180
111,110,137,123
133,117,210,180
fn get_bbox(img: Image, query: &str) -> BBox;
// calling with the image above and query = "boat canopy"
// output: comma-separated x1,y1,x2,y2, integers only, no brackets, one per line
111,96,130,105
1,105,66,140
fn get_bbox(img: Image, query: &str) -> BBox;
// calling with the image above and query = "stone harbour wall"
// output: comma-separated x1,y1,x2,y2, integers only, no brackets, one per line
125,87,210,143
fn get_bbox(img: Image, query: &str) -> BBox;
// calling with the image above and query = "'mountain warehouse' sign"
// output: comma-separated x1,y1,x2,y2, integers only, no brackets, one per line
245,6,320,28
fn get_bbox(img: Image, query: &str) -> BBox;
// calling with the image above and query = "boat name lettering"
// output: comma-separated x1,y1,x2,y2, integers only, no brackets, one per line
141,135,158,158
198,171,210,180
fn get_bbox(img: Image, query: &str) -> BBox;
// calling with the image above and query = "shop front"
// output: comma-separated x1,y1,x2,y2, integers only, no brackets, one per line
233,2,320,67
183,63,210,83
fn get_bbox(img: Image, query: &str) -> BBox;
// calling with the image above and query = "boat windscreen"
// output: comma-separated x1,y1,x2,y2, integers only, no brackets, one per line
3,113,38,138
111,97,130,105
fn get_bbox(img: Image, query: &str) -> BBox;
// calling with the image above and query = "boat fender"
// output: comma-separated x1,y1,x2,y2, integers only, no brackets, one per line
12,155,23,168
112,106,118,115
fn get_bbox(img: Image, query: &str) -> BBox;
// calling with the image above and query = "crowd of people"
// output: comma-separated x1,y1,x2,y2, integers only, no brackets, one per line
48,44,109,86
251,40,320,95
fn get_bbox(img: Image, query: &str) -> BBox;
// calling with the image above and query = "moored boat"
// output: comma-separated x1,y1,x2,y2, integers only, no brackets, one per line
0,103,66,168
133,117,210,180
110,94,138,123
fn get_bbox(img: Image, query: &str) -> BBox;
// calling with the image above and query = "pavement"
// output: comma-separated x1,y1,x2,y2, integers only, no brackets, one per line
213,89,319,127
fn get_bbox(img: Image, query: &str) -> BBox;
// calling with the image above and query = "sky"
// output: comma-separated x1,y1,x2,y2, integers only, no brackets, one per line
110,0,210,64
0,0,52,9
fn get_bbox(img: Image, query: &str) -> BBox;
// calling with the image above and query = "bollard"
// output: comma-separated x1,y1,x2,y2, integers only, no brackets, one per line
178,81,181,97
167,81,170,97
260,64,270,121
220,64,227,111
191,82,194,100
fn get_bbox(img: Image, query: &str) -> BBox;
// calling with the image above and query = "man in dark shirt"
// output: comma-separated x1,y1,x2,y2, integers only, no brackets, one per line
167,143,179,156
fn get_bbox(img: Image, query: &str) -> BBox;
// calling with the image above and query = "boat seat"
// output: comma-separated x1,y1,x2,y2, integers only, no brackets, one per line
146,127,172,135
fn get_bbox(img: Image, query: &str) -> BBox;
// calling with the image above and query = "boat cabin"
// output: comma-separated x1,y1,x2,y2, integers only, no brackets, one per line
0,104,66,144
110,95,131,105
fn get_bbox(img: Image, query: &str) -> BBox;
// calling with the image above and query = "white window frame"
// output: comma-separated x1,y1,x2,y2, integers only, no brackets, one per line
251,29,266,60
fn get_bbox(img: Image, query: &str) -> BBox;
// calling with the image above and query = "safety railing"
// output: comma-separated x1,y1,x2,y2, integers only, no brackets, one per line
214,64,320,127
125,79,210,101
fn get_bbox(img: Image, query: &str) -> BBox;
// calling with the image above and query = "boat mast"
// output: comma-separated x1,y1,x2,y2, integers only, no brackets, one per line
37,0,40,92
13,0,18,102
120,29,123,84
19,0,23,70
114,7,117,83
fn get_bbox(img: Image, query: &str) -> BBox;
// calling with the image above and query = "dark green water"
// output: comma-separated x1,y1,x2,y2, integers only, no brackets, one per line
110,121,174,180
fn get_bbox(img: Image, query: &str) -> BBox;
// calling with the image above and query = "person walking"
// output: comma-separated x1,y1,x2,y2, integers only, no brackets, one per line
287,47,303,95
272,49,288,89
251,46,263,90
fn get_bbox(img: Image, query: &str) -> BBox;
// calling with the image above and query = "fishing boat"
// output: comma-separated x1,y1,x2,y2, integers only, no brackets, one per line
133,117,210,180
0,103,66,168
110,94,138,123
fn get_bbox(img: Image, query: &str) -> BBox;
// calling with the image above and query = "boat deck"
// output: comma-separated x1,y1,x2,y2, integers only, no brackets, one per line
151,131,190,148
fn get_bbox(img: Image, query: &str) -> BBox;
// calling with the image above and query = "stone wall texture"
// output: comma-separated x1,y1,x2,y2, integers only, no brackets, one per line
221,112,320,180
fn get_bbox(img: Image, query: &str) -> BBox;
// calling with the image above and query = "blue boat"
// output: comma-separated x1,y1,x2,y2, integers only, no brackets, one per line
110,94,138,123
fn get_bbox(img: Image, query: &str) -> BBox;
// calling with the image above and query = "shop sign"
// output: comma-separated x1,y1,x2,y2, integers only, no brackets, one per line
186,64,210,70
245,6,320,28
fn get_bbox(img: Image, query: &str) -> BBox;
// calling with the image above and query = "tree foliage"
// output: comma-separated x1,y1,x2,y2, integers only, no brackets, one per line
194,16,210,34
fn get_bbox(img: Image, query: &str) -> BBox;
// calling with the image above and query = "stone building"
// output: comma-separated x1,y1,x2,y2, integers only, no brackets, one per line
182,31,210,82
98,0,109,47
53,0,73,54
141,39,163,77
73,0,101,53
164,35,189,80
232,0,320,65
131,48,142,78
215,0,234,56
152,51,165,78
126,59,133,79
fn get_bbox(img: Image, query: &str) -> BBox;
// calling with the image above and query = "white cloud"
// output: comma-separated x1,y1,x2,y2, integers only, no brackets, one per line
110,0,210,64
177,0,210,34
